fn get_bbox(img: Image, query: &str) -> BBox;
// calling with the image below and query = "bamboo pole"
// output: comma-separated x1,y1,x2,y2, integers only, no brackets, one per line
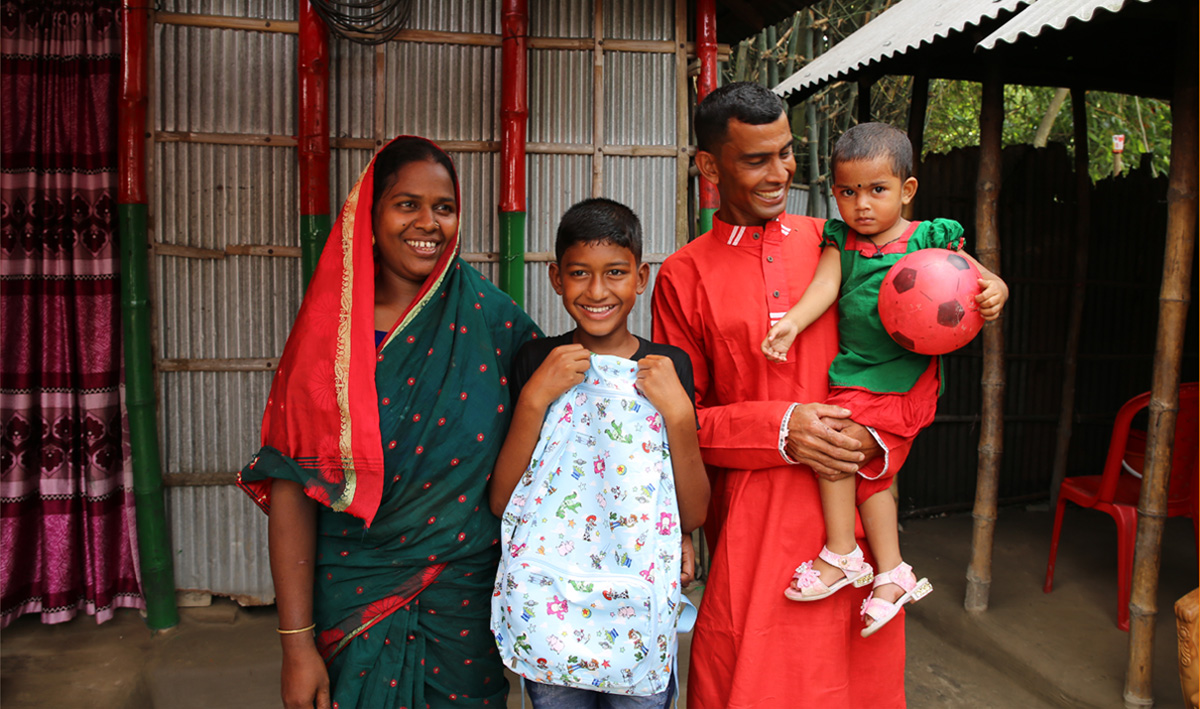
120,0,179,631
499,0,529,304
696,0,719,236
965,63,1006,613
766,25,779,87
733,40,748,82
756,30,768,87
1124,10,1198,706
297,0,330,287
783,11,801,77
1048,88,1092,508
804,12,822,218
784,11,803,175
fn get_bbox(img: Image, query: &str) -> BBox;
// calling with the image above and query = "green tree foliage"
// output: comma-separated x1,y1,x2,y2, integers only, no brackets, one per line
925,81,1172,182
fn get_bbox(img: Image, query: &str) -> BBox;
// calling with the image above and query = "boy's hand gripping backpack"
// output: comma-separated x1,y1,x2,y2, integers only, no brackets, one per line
492,354,684,695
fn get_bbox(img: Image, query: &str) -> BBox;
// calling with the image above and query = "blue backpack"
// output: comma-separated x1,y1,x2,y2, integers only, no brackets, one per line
492,354,686,695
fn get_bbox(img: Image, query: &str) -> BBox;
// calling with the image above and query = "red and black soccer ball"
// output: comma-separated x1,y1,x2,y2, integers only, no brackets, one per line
877,249,984,355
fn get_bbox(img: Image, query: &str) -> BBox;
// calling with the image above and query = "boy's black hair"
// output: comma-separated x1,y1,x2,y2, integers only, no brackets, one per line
555,198,643,263
371,136,459,207
831,122,913,181
694,81,787,154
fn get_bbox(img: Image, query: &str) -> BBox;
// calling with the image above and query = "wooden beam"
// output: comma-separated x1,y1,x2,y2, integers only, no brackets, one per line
158,358,278,372
965,62,1006,614
154,12,297,34
904,67,929,220
1048,87,1091,507
153,12,731,57
856,77,872,124
155,131,295,147
674,0,690,249
1124,7,1198,704
592,0,605,197
162,472,240,487
153,243,302,259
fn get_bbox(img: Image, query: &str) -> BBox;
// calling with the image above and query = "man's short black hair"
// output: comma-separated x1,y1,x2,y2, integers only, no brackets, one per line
831,122,913,181
694,81,787,154
555,198,643,263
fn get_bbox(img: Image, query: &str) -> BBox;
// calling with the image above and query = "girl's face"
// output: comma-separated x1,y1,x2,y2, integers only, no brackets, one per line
831,157,917,244
372,158,458,288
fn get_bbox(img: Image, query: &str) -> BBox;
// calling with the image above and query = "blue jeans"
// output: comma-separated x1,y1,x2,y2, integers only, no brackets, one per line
525,676,676,709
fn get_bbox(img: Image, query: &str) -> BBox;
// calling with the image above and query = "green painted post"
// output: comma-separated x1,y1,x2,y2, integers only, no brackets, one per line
119,203,179,631
300,213,329,287
699,208,717,236
499,210,526,306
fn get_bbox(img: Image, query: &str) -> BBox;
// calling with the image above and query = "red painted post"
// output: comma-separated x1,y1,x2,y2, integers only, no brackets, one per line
118,2,147,206
119,0,179,630
499,0,528,303
298,0,330,286
696,0,719,233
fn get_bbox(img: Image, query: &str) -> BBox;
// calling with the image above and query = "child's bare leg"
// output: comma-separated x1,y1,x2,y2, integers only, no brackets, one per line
860,488,905,608
808,475,859,587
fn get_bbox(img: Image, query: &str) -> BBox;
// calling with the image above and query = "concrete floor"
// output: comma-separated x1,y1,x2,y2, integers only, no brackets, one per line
2,506,1196,708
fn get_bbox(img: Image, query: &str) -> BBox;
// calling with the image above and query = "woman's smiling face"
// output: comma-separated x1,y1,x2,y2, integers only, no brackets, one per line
372,158,458,289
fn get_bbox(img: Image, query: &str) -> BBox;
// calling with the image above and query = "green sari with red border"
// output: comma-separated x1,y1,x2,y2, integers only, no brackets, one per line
239,136,539,707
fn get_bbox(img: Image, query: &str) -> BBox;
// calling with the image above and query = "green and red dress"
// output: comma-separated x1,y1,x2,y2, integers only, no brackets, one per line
821,218,964,503
239,136,539,708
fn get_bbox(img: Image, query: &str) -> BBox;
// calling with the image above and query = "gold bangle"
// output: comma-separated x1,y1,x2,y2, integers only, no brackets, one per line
276,623,316,635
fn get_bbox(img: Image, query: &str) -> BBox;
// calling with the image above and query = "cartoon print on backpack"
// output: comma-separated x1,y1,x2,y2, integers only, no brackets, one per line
492,355,683,694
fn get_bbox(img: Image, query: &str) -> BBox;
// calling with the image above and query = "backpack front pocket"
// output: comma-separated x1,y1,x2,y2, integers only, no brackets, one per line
494,557,666,692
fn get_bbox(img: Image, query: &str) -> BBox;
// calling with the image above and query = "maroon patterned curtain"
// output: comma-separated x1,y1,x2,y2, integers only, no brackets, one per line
1,0,143,626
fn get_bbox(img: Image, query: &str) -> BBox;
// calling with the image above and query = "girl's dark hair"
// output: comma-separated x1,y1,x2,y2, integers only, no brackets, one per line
831,122,913,180
694,81,787,154
371,136,458,206
555,198,643,263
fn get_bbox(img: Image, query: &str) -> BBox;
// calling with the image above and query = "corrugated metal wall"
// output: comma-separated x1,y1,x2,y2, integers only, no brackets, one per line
151,0,688,602
145,1,1193,599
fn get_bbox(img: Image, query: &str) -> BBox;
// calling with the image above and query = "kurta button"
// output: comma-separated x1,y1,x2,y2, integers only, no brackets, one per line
752,233,760,239
773,290,780,297
767,256,774,262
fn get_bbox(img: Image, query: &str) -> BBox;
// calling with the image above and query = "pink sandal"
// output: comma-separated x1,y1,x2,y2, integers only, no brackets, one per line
860,562,932,637
784,545,874,601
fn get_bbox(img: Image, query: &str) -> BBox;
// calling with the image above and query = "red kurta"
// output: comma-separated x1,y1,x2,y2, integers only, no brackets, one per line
652,212,906,708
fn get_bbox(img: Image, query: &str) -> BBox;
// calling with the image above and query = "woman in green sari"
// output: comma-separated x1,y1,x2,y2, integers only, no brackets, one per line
239,136,539,708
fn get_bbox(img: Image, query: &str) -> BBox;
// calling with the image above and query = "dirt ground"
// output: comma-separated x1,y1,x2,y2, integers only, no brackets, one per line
2,507,1196,708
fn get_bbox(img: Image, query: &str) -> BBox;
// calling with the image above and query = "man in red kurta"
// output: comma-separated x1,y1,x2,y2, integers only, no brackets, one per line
652,82,906,707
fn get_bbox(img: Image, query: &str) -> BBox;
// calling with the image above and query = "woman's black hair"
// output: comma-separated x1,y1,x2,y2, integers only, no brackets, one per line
555,198,643,263
694,81,787,154
371,136,459,207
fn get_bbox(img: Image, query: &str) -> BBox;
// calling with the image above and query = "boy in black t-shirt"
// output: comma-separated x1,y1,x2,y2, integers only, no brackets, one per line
488,198,709,707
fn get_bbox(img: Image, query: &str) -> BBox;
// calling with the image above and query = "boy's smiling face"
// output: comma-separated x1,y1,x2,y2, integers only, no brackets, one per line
549,240,649,355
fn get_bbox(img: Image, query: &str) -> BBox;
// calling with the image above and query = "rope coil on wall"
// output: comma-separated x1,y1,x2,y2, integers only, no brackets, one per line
309,0,412,45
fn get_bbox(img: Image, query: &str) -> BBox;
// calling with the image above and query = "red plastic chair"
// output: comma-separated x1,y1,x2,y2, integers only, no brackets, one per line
1044,382,1199,631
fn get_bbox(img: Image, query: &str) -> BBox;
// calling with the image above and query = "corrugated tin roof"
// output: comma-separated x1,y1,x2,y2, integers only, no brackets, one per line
773,0,1032,100
977,0,1154,49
